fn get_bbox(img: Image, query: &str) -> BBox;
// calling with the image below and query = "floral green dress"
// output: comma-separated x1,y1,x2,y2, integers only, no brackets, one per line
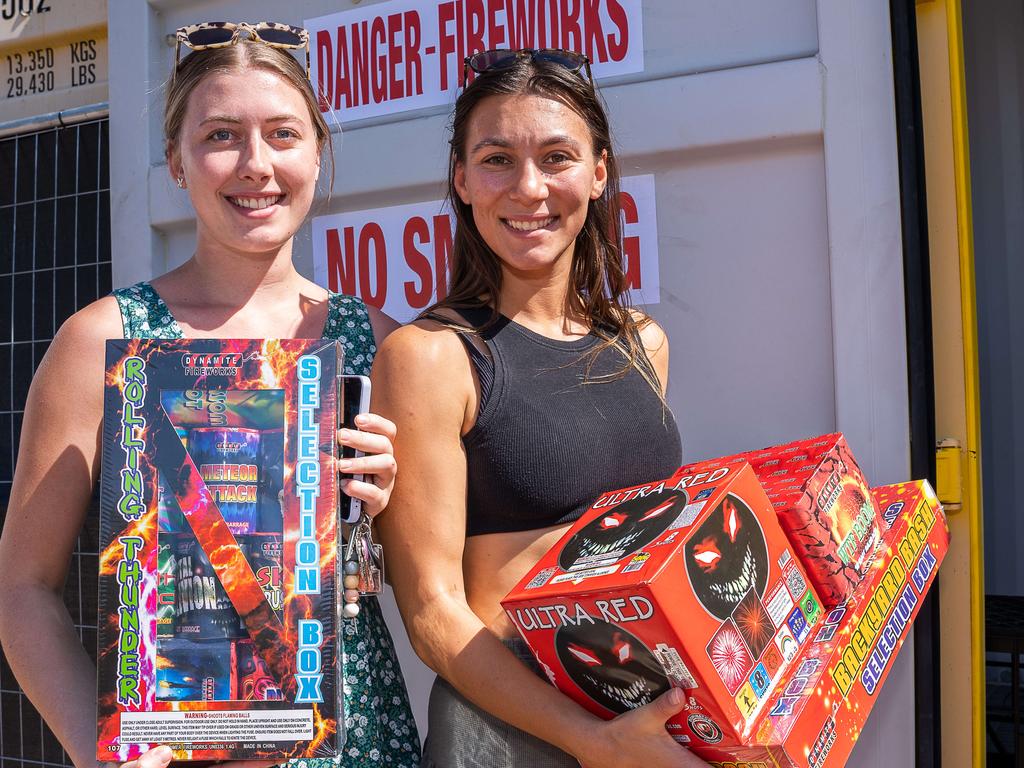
113,282,422,767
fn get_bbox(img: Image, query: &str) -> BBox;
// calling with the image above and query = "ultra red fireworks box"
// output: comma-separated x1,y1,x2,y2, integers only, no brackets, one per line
689,480,949,767
98,340,342,762
713,434,886,608
501,460,825,745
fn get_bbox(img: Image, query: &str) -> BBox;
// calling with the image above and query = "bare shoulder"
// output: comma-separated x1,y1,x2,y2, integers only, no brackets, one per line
365,305,401,344
371,320,476,425
628,310,670,392
629,310,669,356
2,296,124,583
374,319,473,378
46,296,125,371
32,295,124,416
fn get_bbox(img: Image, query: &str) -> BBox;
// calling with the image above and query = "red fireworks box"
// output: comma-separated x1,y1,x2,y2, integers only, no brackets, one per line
97,340,342,762
689,480,949,767
714,434,886,608
501,460,824,746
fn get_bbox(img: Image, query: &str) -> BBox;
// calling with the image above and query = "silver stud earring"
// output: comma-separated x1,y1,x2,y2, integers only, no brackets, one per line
176,176,185,189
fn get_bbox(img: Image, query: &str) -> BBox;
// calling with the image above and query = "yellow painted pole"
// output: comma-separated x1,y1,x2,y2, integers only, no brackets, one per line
915,0,986,762
943,2,986,765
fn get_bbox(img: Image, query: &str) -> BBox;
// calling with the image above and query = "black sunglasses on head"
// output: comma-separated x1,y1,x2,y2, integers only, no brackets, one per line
462,48,594,88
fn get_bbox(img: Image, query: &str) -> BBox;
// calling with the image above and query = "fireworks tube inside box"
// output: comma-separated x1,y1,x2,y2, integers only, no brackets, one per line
501,460,824,746
689,480,949,767
98,340,341,762
714,434,887,608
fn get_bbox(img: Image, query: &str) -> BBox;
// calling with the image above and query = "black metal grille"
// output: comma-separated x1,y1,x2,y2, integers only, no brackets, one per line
0,117,110,768
987,595,1024,767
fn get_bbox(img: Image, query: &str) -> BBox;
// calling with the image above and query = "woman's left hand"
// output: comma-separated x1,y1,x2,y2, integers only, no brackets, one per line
336,412,398,519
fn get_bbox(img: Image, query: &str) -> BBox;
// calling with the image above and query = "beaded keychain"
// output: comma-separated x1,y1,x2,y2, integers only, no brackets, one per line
341,516,384,618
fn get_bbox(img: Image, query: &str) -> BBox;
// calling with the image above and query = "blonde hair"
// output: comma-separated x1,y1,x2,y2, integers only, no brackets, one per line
164,38,332,183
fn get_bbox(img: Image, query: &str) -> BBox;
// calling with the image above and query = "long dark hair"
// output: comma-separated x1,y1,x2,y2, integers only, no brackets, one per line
433,57,659,390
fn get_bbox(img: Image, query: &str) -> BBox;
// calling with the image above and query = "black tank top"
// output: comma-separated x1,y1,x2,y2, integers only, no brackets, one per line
446,308,683,536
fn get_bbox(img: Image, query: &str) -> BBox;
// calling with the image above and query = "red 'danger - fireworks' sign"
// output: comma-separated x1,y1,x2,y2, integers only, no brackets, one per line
97,340,342,762
306,0,644,122
311,174,660,322
690,480,949,767
501,461,823,747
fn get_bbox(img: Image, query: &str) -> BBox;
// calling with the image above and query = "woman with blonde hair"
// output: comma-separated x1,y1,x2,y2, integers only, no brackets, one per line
0,22,419,768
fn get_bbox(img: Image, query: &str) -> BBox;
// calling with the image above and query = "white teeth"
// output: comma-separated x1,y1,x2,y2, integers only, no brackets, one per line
584,674,654,710
709,546,758,603
229,195,282,210
579,530,641,559
504,217,554,231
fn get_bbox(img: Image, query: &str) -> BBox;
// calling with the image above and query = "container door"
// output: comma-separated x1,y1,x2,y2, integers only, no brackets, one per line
111,1,917,762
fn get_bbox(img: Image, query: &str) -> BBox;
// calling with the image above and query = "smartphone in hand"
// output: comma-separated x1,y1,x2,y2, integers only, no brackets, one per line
339,374,371,524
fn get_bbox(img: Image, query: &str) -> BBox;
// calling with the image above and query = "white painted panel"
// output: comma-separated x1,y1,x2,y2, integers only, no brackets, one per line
817,1,909,489
641,0,817,77
816,1,912,764
645,140,836,462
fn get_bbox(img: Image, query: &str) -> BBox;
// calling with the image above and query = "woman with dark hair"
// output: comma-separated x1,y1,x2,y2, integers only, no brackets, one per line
0,24,419,768
373,50,706,767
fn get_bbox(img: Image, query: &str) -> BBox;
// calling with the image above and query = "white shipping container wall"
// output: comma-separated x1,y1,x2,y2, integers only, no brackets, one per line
108,1,913,763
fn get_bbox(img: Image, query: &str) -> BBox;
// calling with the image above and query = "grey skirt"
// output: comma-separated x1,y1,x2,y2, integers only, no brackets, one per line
419,638,580,768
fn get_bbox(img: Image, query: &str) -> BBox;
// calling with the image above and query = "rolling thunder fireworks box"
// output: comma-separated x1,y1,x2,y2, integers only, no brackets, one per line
501,460,825,745
98,340,342,762
715,434,886,608
689,480,949,767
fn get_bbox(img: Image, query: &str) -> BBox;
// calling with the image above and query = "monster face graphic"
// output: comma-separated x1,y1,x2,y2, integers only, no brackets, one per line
555,620,671,715
559,489,687,570
685,494,769,619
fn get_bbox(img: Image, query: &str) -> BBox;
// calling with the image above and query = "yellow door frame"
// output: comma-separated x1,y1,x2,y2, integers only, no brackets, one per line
915,0,985,765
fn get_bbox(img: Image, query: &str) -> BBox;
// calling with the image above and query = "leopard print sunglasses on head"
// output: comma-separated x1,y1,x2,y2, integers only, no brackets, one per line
172,21,310,84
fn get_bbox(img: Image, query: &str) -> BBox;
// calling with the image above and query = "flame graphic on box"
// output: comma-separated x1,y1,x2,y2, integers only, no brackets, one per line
99,340,339,761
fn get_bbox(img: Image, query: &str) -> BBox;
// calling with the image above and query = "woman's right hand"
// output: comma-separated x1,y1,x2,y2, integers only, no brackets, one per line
335,411,398,520
118,746,279,768
579,689,711,768
118,745,172,768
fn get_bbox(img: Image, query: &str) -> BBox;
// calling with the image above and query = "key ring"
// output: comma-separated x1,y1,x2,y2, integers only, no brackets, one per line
342,517,384,617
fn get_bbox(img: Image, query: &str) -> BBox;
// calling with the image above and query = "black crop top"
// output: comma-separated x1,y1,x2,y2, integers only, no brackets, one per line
444,308,683,536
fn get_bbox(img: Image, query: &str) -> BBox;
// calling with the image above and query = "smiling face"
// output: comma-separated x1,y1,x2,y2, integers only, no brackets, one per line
169,67,321,259
453,93,607,280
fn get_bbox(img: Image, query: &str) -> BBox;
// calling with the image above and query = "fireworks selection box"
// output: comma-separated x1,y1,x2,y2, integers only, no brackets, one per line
98,340,343,762
502,459,822,745
718,480,949,767
503,449,949,766
712,434,887,608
